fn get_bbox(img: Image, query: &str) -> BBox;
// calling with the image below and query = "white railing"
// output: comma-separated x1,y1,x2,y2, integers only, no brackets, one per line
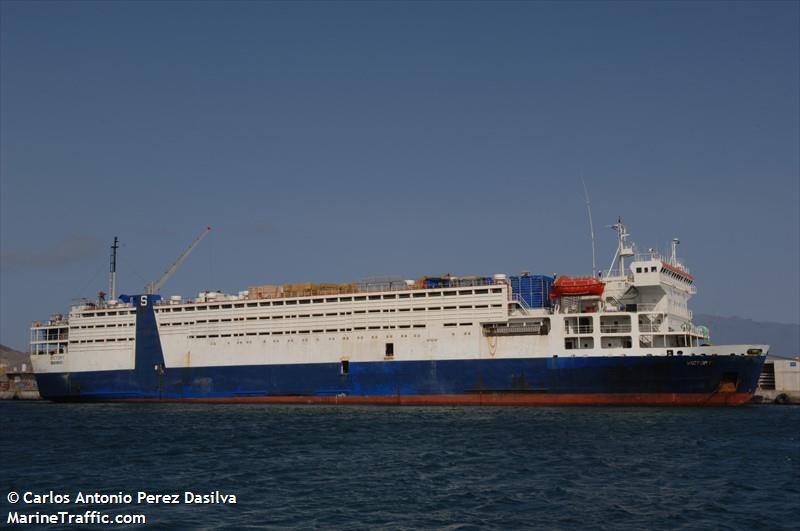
511,294,531,310
634,252,664,262
638,324,663,333
600,325,632,333
564,325,593,335
602,303,658,313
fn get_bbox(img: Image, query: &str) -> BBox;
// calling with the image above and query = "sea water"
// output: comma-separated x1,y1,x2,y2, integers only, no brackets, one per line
1,402,797,530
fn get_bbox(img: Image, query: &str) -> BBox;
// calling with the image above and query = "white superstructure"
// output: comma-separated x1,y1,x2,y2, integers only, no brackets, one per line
31,221,764,377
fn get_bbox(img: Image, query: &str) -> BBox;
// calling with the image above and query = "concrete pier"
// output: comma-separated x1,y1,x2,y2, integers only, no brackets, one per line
753,358,799,405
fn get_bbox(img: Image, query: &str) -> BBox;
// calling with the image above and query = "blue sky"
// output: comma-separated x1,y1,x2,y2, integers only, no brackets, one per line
1,1,798,350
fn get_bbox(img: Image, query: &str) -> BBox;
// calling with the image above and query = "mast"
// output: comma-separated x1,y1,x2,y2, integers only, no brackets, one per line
581,178,597,277
617,220,626,276
670,238,680,265
606,218,634,278
109,237,119,301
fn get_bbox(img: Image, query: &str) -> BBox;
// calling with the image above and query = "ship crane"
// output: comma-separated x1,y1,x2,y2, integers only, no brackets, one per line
145,227,211,295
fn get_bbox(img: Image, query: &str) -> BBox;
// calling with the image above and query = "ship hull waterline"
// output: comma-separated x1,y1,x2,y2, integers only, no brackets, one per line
44,393,756,406
35,355,765,407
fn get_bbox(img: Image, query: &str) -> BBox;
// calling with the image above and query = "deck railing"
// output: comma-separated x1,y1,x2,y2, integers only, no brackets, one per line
600,325,632,333
638,323,663,333
564,325,593,335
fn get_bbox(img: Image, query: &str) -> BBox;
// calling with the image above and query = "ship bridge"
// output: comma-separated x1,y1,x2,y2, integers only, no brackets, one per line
551,223,709,352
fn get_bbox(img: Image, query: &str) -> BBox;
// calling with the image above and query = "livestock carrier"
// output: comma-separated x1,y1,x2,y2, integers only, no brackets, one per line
30,222,767,405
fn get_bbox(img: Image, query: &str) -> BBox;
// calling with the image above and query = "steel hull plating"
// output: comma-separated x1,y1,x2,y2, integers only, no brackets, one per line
35,355,765,406
32,294,766,406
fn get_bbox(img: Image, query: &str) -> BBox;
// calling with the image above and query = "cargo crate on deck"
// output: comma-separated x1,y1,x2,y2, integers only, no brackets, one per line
247,285,283,299
509,274,554,308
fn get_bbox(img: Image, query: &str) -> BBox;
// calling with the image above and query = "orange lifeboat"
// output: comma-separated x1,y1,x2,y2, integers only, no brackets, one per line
549,276,604,299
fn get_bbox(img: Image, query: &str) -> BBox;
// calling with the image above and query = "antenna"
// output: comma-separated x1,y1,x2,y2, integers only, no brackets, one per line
581,176,596,276
109,237,119,301
670,238,680,265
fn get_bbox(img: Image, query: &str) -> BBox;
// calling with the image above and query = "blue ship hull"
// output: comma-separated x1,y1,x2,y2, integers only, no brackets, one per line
35,354,765,405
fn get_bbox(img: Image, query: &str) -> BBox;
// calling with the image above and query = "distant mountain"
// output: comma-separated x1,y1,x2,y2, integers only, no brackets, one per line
0,344,31,372
695,315,800,358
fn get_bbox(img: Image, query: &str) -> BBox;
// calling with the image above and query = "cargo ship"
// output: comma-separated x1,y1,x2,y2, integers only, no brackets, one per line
30,222,767,405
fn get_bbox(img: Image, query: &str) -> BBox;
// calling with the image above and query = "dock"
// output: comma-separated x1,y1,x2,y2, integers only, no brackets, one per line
0,365,40,400
753,357,799,405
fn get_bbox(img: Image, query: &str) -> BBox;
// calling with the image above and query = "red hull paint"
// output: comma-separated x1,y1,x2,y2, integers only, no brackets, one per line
114,392,754,406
